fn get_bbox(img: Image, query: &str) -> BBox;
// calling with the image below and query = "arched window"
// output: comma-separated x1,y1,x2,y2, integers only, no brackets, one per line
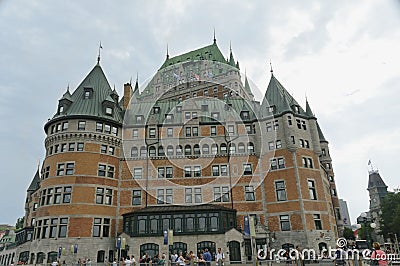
197,241,216,258
211,144,218,155
47,252,57,263
238,142,245,153
193,144,200,155
167,145,174,156
140,243,159,260
97,250,105,263
158,146,165,156
176,145,183,156
36,253,45,264
131,147,138,157
220,143,227,154
185,145,191,156
202,144,209,155
140,146,147,157
149,146,156,157
170,242,187,257
229,143,236,154
248,142,254,154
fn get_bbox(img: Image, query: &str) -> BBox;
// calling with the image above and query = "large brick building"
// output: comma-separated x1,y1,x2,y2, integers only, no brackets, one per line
0,38,342,265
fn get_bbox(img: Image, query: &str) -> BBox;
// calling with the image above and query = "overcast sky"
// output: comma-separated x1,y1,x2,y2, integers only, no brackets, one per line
1,0,399,226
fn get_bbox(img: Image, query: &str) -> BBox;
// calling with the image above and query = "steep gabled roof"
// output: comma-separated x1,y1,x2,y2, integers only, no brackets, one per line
27,170,40,193
159,42,227,70
261,74,306,117
52,64,123,123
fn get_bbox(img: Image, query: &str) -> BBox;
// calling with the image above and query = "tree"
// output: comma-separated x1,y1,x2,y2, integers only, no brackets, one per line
379,192,400,238
15,217,24,230
343,227,356,240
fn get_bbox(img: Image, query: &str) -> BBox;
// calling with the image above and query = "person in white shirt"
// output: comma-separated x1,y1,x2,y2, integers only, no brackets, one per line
216,248,225,266
125,256,131,266
51,260,58,266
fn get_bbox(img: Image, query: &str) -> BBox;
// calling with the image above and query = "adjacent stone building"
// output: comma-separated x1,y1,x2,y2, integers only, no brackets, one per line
0,38,341,265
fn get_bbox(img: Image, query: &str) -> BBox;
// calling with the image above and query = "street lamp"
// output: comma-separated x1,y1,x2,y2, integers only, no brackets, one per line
358,212,376,246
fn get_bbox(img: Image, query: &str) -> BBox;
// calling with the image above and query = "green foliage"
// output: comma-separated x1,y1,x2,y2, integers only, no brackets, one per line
15,217,24,230
343,227,356,240
380,192,400,238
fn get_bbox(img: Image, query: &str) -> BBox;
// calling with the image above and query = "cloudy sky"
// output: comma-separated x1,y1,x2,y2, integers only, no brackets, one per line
1,0,399,226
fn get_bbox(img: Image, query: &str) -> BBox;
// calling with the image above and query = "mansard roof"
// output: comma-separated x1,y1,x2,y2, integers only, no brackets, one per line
261,74,308,117
49,63,123,125
159,42,228,70
368,171,388,190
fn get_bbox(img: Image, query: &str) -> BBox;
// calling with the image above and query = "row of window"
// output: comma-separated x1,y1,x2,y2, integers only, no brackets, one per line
131,142,255,158
280,213,322,231
54,162,116,178
49,121,118,136
132,163,253,179
34,218,68,239
48,142,84,155
39,186,72,206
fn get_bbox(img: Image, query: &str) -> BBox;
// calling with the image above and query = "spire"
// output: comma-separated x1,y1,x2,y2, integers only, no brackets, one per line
213,27,216,44
316,122,327,142
166,43,169,60
305,98,315,117
229,42,236,67
270,59,274,76
27,169,40,193
133,73,139,96
97,41,103,65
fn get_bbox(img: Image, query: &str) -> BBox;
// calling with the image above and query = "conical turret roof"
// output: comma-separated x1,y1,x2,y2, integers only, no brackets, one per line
27,170,40,193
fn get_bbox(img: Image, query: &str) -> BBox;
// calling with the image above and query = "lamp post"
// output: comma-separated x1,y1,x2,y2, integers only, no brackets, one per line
358,212,376,247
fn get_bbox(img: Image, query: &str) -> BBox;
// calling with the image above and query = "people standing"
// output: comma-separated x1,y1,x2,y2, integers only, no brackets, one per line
203,249,212,266
215,248,225,266
371,242,389,266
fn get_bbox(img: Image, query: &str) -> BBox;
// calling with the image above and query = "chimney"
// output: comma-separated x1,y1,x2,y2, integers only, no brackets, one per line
123,83,133,110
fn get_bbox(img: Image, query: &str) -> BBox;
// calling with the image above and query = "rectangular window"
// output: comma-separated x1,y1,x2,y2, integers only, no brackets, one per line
63,187,71,203
93,218,110,237
211,126,217,136
104,124,111,134
100,144,107,154
243,164,252,175
192,127,198,136
245,186,255,201
291,136,295,144
212,165,219,176
96,122,103,132
299,139,304,148
62,122,68,131
308,180,317,200
108,146,115,155
157,189,173,204
266,122,272,132
302,157,314,168
167,128,173,137
302,121,307,130
268,141,274,150
275,181,287,201
184,166,192,177
193,166,201,177
314,214,322,230
228,125,235,135
185,188,193,203
305,140,310,148
245,125,252,134
136,115,143,123
158,167,165,178
78,121,86,130
98,164,106,176
149,128,156,138
57,163,75,176
296,119,301,129
61,143,67,152
270,158,285,170
276,140,282,149
132,190,142,205
185,112,191,119
132,129,138,139
133,168,142,179
58,218,68,238
166,167,173,178
288,116,292,126
68,143,75,151
77,142,84,151
214,187,229,202
274,120,279,130
186,127,191,137
280,215,290,231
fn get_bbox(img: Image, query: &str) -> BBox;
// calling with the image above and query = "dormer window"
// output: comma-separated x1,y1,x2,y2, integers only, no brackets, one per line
153,107,160,114
241,111,249,119
136,115,144,123
84,88,93,99
201,105,208,111
293,105,300,114
268,106,275,113
211,112,220,120
105,107,113,115
176,106,182,113
58,105,64,114
165,114,173,122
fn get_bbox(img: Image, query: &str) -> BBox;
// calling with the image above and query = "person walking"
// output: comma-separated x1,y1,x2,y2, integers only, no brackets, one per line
203,249,212,266
370,242,388,266
215,248,225,266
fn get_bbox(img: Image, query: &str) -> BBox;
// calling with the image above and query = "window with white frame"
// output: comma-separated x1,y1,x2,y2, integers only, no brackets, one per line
132,190,142,205
185,188,202,203
214,187,230,202
275,181,287,201
308,180,317,200
157,189,173,204
96,188,113,205
245,186,255,201
57,162,75,176
133,168,142,179
280,215,290,231
92,218,110,237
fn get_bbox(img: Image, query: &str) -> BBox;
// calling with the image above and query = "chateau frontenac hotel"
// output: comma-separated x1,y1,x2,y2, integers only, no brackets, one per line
0,37,342,265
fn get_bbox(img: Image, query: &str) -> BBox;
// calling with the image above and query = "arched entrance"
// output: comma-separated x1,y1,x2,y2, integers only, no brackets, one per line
197,241,216,257
228,241,241,263
170,242,187,257
140,243,159,259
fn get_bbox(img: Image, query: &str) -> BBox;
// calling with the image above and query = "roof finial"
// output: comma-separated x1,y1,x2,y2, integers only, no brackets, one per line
230,41,232,53
37,159,41,172
166,43,169,60
270,59,274,75
368,159,375,172
97,41,103,64
67,83,70,92
136,72,139,83
213,27,216,44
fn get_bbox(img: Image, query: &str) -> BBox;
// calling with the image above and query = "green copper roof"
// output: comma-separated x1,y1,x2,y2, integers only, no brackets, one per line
159,43,227,70
261,74,307,117
316,122,327,142
53,64,123,123
27,170,40,192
